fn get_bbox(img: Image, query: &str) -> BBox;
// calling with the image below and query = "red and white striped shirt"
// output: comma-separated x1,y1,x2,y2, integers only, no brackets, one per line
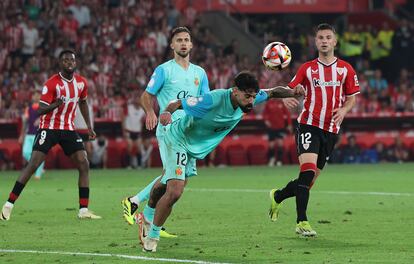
39,73,88,130
288,58,360,134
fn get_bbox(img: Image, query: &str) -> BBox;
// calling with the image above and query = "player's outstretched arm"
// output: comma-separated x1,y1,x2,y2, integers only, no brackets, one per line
263,85,305,99
141,91,158,130
159,100,182,126
37,98,63,115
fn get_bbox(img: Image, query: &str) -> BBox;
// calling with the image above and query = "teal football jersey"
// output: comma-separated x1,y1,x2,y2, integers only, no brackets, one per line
145,59,209,137
165,88,268,159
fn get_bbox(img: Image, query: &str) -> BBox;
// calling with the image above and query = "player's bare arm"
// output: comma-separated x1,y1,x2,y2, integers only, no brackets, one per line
332,95,356,126
159,100,182,126
263,85,305,99
79,99,96,140
140,91,158,130
37,98,63,115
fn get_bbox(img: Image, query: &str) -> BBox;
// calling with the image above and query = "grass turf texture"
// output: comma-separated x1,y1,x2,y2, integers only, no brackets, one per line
0,164,413,263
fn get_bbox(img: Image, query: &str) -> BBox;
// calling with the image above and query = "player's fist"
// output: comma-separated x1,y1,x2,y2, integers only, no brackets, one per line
282,98,300,110
293,85,305,97
159,111,172,126
145,111,158,130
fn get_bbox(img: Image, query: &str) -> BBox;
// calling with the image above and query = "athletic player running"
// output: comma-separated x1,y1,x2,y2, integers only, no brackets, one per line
1,50,101,220
121,26,209,238
141,71,304,252
269,23,360,237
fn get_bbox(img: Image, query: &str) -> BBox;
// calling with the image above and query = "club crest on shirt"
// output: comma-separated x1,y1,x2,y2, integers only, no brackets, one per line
303,143,309,150
77,82,84,91
194,77,199,86
336,67,344,75
175,167,183,176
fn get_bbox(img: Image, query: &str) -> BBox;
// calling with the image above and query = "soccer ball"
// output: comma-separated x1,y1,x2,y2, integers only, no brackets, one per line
262,42,292,70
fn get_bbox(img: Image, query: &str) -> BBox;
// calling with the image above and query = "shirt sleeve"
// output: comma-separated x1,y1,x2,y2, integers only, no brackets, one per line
253,89,269,106
145,66,165,95
199,70,210,95
79,78,88,100
181,93,214,118
39,81,56,105
288,63,307,89
344,64,360,96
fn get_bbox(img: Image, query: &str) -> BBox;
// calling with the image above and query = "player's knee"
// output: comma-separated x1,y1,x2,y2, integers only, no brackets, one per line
298,163,316,189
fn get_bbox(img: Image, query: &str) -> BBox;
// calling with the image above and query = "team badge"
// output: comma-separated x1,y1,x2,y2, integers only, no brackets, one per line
194,77,199,86
337,67,344,75
175,167,183,176
39,139,45,145
303,143,309,150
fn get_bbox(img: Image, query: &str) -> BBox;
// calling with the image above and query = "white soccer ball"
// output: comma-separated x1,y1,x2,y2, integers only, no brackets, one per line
262,42,292,71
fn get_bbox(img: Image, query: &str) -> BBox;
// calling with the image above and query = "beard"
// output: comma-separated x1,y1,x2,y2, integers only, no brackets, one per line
240,104,253,113
175,50,190,58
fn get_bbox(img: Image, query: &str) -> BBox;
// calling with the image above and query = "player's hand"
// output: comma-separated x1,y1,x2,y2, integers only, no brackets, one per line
88,128,96,140
55,98,64,106
293,85,305,97
159,111,172,126
145,111,158,130
282,98,299,110
332,107,347,126
18,135,24,145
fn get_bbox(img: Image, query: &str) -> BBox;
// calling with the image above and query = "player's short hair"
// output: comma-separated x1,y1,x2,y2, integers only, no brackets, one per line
59,49,76,59
315,23,336,35
170,26,191,41
234,71,259,93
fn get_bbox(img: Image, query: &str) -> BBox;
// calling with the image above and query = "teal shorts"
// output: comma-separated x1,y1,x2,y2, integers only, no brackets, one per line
23,134,36,158
159,138,197,184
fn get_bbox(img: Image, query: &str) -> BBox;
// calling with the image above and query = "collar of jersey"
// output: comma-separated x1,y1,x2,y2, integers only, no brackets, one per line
59,72,74,82
317,57,337,67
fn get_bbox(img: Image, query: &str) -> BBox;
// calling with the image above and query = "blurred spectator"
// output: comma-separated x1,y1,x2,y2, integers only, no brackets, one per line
68,0,91,28
342,135,361,163
21,19,40,64
368,69,388,92
388,137,410,163
375,142,389,163
139,136,153,168
90,134,108,169
122,97,145,169
262,99,292,166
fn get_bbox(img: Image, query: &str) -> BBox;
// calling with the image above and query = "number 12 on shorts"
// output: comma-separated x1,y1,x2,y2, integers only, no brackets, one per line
300,132,311,150
176,152,187,166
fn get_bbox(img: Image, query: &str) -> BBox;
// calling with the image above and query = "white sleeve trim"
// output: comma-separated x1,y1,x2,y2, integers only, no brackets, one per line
39,100,50,105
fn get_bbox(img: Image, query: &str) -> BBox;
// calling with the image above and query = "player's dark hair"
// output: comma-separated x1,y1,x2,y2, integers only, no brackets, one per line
170,26,191,41
315,23,336,35
234,71,259,93
59,49,76,59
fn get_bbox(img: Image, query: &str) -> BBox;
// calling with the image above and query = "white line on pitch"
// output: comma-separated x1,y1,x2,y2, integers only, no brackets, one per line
186,188,414,197
0,249,233,264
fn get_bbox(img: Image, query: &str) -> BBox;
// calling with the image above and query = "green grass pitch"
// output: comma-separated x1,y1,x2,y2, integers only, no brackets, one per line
0,164,413,263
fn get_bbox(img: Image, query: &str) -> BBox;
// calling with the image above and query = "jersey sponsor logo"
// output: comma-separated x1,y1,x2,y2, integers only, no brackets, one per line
336,67,344,75
312,78,340,87
171,80,178,83
354,75,359,86
178,90,192,100
42,86,48,95
186,97,198,106
194,77,199,86
60,96,78,103
214,126,230,132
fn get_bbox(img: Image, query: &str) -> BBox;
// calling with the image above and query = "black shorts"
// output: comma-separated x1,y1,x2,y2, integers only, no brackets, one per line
78,132,90,142
33,129,85,156
295,124,339,170
268,129,285,141
128,131,141,141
